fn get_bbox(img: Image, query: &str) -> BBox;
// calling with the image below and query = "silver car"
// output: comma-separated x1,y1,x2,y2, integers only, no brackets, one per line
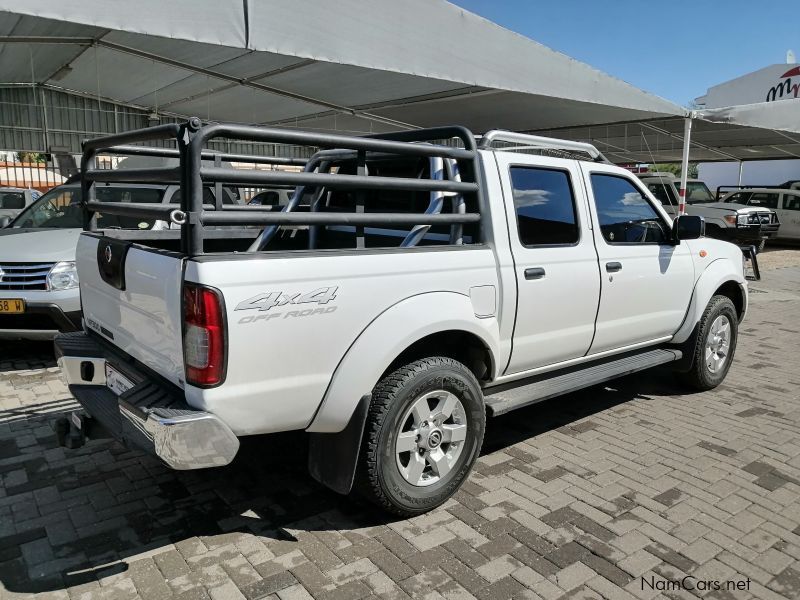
0,187,40,222
0,183,169,339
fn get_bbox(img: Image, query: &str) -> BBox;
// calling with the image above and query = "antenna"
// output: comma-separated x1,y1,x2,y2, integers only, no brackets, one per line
788,49,796,64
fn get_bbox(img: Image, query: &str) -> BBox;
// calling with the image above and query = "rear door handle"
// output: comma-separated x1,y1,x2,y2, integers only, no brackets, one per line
524,267,546,280
605,262,622,273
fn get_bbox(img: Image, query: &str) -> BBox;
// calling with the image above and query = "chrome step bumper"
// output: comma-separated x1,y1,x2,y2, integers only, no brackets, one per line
54,332,239,470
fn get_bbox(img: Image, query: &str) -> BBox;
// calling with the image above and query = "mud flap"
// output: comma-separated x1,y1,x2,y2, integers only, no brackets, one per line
307,394,371,495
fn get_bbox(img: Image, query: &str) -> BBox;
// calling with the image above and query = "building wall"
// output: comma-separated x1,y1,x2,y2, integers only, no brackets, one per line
0,86,312,160
698,159,800,194
697,64,800,108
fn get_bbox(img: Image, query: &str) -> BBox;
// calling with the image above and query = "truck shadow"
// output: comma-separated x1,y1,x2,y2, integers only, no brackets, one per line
1,367,690,594
0,340,57,372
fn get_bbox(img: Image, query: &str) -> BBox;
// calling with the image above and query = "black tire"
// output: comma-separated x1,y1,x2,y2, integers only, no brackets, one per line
356,357,485,517
677,295,738,391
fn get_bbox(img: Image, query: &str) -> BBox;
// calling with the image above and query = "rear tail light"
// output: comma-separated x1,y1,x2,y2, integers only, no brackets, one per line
183,283,226,387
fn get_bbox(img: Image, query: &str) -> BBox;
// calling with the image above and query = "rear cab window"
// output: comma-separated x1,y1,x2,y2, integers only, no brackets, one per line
509,167,579,246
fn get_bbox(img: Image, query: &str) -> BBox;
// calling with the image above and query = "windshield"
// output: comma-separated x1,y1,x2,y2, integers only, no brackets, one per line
11,185,165,229
684,182,715,204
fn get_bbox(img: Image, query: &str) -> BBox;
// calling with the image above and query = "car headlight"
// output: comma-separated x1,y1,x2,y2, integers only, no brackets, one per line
738,214,751,226
47,261,79,291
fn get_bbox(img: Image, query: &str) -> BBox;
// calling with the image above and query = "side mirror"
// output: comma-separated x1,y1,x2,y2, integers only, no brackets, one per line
673,215,704,242
0,216,11,229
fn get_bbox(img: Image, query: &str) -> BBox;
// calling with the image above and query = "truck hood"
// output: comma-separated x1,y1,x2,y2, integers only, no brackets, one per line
0,228,81,262
696,202,775,214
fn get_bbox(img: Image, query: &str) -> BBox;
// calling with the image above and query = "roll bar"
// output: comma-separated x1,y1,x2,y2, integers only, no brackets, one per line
80,118,485,256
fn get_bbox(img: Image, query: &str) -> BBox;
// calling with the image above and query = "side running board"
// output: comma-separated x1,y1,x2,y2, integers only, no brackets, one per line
484,348,682,417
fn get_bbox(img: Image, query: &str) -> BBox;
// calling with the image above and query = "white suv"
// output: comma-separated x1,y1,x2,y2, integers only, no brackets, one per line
638,173,780,251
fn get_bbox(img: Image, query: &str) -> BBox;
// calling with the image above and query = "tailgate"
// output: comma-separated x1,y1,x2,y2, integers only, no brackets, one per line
76,234,185,387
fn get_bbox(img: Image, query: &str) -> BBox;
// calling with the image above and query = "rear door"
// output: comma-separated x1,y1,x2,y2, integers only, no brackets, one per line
76,234,186,386
494,153,601,373
581,164,695,354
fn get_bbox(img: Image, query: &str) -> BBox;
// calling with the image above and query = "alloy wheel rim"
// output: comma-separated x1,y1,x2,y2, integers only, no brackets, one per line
394,390,467,487
705,315,731,374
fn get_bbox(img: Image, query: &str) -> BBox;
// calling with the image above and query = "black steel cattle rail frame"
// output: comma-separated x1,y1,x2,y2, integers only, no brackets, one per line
80,118,485,256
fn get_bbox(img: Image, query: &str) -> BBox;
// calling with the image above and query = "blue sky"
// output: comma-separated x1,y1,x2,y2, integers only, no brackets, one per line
450,0,796,107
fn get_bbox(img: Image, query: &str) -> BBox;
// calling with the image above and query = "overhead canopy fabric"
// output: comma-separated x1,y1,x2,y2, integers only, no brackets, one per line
1,1,797,166
696,99,800,136
0,0,684,136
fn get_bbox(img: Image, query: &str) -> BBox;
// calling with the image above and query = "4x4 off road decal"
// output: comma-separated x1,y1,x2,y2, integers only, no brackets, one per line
236,286,338,323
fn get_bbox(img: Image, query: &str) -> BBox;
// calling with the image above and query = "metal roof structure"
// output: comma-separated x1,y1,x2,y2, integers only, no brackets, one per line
537,100,800,164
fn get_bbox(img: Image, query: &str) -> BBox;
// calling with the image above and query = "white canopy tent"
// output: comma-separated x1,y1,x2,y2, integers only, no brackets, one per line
0,0,798,205
0,0,683,139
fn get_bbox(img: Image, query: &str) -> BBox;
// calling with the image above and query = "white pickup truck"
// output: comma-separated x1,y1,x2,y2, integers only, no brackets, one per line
55,121,748,516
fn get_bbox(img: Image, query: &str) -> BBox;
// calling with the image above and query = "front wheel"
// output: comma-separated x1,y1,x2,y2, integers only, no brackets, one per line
677,295,738,390
357,357,485,516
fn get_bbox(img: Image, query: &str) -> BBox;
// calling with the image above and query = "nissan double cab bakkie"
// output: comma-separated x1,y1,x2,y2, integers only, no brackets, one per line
55,121,748,516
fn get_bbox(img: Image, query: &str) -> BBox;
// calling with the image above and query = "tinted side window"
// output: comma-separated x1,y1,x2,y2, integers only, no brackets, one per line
783,194,800,211
646,182,676,206
0,192,25,209
170,188,219,205
725,192,751,204
590,174,669,244
748,193,779,209
510,167,579,246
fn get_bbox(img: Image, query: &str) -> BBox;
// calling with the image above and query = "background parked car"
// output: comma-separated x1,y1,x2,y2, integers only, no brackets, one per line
0,178,241,340
638,173,780,251
0,187,40,223
720,188,800,243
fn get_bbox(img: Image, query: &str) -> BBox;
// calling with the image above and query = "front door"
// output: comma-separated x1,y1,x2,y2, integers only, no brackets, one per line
581,164,696,354
495,154,601,374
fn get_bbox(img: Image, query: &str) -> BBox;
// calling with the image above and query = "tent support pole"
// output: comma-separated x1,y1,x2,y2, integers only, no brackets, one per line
678,116,693,215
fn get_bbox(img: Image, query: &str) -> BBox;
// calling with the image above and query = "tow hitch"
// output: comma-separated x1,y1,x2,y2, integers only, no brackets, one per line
742,245,761,281
53,412,109,449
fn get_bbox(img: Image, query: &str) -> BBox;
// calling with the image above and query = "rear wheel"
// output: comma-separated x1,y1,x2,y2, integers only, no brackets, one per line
357,357,485,516
677,295,738,390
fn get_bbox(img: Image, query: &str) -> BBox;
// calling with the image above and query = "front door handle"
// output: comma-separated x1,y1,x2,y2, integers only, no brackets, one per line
605,262,622,273
524,267,546,280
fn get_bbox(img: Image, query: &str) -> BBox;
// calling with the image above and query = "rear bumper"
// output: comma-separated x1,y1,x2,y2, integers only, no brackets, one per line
54,331,239,469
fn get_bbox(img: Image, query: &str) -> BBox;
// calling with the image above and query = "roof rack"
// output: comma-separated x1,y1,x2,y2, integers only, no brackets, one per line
478,130,609,163
80,119,485,256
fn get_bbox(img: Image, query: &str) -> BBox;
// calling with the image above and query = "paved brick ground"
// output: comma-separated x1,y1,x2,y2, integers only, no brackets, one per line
1,263,800,600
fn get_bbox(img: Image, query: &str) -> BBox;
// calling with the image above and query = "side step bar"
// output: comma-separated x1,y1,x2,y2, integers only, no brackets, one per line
484,348,682,417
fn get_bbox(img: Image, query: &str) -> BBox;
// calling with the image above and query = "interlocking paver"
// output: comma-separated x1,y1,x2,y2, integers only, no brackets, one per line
1,261,800,599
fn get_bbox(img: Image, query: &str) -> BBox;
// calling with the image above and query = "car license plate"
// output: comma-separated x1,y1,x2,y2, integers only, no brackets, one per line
105,363,135,396
0,298,25,314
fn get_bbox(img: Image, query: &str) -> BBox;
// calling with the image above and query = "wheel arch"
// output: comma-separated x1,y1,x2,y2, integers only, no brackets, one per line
307,291,500,434
671,257,747,350
305,292,499,496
